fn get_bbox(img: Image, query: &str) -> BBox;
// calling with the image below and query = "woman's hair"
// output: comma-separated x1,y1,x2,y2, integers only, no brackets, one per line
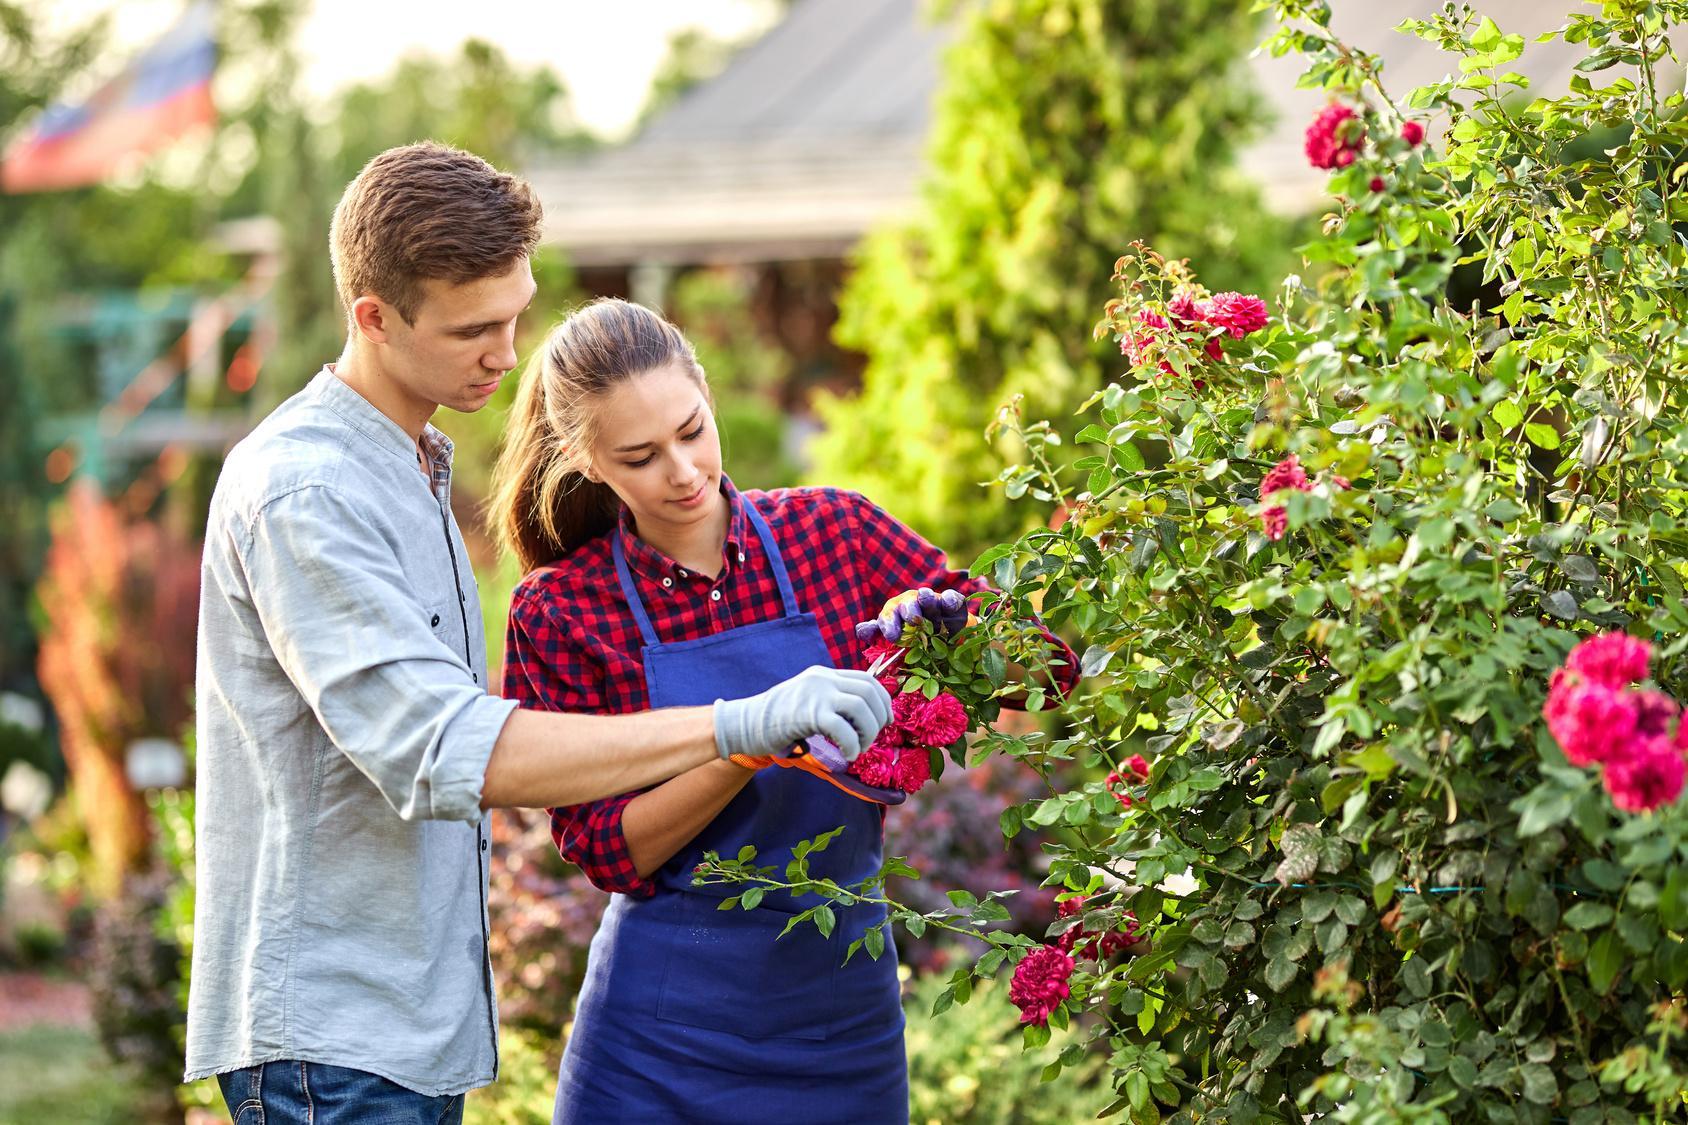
489,297,709,572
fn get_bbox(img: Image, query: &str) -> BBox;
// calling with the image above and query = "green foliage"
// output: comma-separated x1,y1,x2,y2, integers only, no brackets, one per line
904,971,1112,1124
927,1,1688,1118
722,2,1688,1119
811,0,1294,557
463,1026,564,1125
0,1023,154,1124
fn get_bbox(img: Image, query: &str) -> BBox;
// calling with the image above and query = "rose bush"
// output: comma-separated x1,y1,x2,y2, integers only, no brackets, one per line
703,2,1688,1119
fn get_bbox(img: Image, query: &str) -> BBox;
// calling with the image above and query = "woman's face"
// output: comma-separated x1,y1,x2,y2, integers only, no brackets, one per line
587,362,724,538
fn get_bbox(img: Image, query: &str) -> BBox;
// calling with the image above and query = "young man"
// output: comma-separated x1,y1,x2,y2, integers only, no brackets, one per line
185,142,891,1123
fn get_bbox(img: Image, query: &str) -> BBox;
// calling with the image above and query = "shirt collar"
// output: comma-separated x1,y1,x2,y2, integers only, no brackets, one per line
615,476,748,584
309,366,453,474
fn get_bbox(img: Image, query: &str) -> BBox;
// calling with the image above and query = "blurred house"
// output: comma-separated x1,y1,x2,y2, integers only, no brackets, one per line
38,219,277,490
527,0,1648,387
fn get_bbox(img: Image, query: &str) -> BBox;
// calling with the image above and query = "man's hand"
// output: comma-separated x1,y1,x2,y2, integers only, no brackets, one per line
712,666,892,762
853,587,969,645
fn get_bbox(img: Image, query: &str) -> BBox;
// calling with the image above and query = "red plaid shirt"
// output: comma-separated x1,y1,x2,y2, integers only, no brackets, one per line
501,479,1075,896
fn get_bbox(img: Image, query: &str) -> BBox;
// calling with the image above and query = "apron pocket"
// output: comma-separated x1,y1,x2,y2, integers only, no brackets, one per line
655,893,841,1042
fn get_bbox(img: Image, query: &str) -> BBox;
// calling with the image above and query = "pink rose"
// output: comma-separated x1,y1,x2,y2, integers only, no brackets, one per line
1401,120,1425,147
1167,290,1204,327
1603,737,1687,813
894,747,931,792
1202,292,1269,339
1008,945,1075,1026
853,746,899,789
1545,679,1640,767
1260,456,1314,541
1305,104,1365,169
1565,631,1651,688
1261,455,1312,497
908,692,969,747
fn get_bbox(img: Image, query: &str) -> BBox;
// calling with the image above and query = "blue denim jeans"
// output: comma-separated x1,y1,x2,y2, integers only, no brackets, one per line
216,1061,466,1124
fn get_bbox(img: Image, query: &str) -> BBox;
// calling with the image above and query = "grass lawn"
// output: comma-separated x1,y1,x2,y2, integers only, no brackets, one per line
0,1022,153,1124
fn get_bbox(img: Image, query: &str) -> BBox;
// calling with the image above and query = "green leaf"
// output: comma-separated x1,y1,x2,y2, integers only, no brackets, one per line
1264,956,1297,992
1080,643,1113,677
1541,590,1579,620
1562,901,1613,930
999,805,1022,840
1471,14,1502,51
972,543,1006,577
1559,554,1599,583
1663,869,1688,931
814,905,836,938
1586,930,1623,994
1524,422,1561,449
1516,786,1575,836
1274,823,1322,886
1492,399,1522,429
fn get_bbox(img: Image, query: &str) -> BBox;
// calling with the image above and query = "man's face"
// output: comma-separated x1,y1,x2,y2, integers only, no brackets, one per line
380,260,537,414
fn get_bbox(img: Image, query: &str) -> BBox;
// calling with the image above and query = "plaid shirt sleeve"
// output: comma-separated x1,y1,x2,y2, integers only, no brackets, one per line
842,491,1081,697
502,589,657,897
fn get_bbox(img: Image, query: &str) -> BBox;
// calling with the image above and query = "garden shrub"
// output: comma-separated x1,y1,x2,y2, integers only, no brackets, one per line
705,3,1688,1119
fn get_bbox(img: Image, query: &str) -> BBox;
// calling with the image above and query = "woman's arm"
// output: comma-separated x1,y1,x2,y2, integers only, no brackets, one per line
619,760,758,877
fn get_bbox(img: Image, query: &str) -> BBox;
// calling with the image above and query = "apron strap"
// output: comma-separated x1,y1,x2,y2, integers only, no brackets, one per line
741,497,802,619
610,531,663,649
608,485,807,649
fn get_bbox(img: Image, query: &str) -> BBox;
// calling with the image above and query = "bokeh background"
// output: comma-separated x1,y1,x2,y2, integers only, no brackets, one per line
0,0,1577,1119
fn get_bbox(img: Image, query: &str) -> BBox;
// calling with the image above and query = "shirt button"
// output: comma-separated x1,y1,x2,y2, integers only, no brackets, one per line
710,589,722,602
662,577,673,588
481,839,489,852
738,551,746,562
431,614,441,627
676,568,687,577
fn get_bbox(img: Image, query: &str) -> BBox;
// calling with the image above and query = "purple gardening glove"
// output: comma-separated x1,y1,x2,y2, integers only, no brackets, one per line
854,587,970,645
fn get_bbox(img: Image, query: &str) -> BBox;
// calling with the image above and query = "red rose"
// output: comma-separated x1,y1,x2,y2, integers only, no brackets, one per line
1305,104,1365,170
1008,945,1075,1026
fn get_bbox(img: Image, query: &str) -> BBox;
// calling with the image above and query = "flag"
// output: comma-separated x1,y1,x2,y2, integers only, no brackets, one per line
2,1,217,194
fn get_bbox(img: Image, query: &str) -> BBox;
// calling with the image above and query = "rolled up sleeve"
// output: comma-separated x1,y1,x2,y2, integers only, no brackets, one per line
239,485,515,822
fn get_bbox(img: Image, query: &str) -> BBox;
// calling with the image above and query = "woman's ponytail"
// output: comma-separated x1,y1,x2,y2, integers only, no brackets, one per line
487,298,707,573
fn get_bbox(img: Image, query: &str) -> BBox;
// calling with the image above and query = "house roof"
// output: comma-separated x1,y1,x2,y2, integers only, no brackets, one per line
529,0,1676,266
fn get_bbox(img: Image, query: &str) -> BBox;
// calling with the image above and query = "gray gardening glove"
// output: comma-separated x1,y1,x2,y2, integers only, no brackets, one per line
713,665,893,763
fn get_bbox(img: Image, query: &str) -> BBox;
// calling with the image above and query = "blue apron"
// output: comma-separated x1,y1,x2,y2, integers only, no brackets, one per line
553,494,907,1124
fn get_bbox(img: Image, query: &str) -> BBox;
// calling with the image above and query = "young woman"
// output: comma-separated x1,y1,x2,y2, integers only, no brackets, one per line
489,298,1076,1124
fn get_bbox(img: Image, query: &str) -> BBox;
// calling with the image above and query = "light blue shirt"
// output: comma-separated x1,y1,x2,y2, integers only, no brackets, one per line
185,368,518,1095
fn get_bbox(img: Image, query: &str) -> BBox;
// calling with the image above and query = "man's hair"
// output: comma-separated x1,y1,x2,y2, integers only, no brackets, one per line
329,141,544,324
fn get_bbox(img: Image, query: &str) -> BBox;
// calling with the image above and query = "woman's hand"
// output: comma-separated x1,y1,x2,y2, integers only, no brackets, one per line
854,587,969,644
